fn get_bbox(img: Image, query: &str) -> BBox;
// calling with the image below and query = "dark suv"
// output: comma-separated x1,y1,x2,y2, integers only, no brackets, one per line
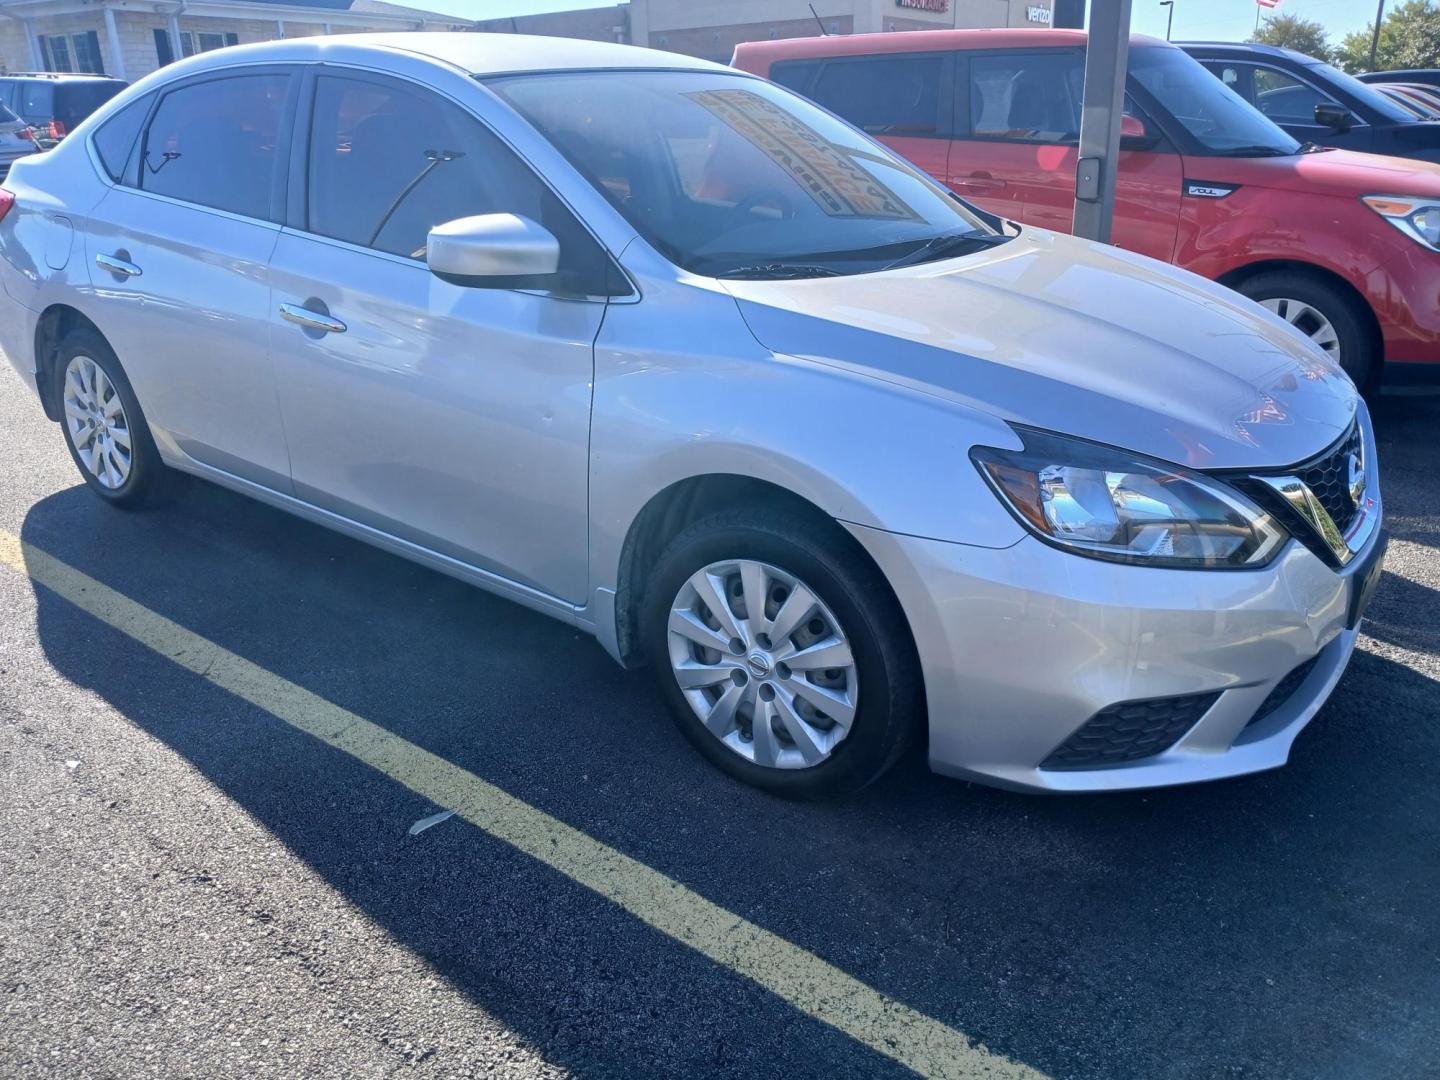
1181,42,1440,162
0,73,126,149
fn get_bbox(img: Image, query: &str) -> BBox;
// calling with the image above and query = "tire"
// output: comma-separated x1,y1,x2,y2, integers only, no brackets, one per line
642,506,922,798
1234,271,1377,393
52,328,175,509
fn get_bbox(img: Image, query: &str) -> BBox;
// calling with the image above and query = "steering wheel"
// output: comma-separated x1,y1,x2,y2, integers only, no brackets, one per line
727,188,796,226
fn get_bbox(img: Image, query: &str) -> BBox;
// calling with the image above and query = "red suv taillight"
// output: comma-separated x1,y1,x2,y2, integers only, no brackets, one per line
47,120,65,140
0,190,15,224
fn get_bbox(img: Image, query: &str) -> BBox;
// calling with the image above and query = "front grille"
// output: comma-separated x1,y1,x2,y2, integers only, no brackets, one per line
1296,423,1362,531
1246,655,1320,729
1040,691,1221,771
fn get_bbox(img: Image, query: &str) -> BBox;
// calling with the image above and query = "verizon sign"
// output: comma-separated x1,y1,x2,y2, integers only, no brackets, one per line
896,0,950,11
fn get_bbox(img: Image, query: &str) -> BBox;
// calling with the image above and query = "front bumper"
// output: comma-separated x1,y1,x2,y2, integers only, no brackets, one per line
848,493,1383,794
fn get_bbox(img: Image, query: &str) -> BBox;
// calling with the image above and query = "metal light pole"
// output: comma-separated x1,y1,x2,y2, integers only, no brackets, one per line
1160,1,1174,41
1072,0,1134,244
1369,0,1386,72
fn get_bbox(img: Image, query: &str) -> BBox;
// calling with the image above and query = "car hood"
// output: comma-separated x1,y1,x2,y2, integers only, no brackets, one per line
723,229,1357,470
1205,146,1440,198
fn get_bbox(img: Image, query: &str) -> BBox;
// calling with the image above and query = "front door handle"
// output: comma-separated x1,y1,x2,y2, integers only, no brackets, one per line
952,172,1006,193
95,252,142,277
280,302,347,335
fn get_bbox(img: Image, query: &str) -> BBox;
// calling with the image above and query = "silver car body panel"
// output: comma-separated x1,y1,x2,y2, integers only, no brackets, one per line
0,34,1380,792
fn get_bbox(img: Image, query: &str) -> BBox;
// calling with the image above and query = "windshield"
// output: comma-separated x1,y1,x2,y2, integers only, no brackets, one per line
1308,60,1416,124
1130,46,1301,156
489,70,997,278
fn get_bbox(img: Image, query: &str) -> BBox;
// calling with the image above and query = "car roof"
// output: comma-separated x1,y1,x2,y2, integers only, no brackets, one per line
1176,41,1321,64
733,27,1169,63
159,31,733,78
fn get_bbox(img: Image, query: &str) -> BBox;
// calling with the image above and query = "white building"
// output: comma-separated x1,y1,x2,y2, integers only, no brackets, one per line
0,0,474,83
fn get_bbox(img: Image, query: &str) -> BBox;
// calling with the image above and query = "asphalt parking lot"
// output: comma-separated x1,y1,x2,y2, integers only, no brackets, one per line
1,357,1438,1080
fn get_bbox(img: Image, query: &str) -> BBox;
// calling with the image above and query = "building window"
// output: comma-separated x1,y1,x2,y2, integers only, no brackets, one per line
153,28,240,67
39,31,105,75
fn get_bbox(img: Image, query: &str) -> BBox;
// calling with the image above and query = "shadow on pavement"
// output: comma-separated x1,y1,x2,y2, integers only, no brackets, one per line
18,474,1440,1080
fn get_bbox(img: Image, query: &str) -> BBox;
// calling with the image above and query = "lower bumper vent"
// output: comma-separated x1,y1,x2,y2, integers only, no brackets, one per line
1246,656,1321,730
1040,692,1222,771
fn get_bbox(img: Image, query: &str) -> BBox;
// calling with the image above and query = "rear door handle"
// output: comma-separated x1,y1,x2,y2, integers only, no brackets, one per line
95,253,142,277
280,302,347,335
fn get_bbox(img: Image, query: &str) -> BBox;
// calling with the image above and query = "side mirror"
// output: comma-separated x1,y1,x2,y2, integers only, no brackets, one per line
1314,102,1353,132
426,213,560,287
1119,113,1160,151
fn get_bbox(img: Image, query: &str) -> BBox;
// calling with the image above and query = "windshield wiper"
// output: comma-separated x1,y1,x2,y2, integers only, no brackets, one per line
881,230,1013,272
715,263,842,280
1210,145,1297,158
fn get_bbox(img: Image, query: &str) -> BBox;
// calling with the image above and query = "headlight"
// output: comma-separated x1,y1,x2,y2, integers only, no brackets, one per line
1362,194,1440,252
971,427,1286,569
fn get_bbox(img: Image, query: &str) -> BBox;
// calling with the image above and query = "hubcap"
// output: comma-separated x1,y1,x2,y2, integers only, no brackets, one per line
62,355,132,490
1261,298,1341,363
666,559,858,770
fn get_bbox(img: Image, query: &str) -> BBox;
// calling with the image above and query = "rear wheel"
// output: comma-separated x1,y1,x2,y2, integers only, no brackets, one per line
1235,271,1377,392
642,507,922,798
53,329,174,508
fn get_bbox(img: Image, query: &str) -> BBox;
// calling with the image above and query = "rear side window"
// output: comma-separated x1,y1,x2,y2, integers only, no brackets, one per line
305,74,614,296
139,74,289,219
93,93,153,183
968,51,1085,142
16,82,55,124
59,82,125,129
807,55,945,136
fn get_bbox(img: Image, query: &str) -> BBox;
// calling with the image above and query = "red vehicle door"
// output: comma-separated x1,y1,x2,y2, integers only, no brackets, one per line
953,48,1183,262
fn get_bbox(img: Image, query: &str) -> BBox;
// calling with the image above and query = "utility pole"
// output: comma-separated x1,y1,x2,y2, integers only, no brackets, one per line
1072,0,1133,244
1160,1,1173,41
1369,0,1386,72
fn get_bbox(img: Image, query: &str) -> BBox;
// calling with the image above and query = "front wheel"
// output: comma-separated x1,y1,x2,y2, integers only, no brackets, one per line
1235,271,1377,392
642,508,922,798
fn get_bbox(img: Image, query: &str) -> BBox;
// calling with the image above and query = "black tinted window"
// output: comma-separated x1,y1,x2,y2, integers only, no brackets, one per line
93,93,152,183
969,51,1084,142
140,75,288,219
769,59,821,95
307,75,611,295
59,82,125,127
808,55,944,135
17,82,55,123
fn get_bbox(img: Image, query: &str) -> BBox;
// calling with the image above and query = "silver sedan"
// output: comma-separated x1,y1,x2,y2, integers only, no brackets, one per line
0,34,1384,796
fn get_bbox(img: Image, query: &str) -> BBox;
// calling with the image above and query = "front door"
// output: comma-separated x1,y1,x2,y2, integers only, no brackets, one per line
267,71,614,603
955,48,1183,263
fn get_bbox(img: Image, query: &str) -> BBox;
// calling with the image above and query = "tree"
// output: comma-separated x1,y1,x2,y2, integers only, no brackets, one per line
1249,14,1332,62
1334,0,1440,74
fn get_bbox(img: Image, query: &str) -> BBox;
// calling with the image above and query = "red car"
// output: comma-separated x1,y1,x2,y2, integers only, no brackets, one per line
734,30,1440,389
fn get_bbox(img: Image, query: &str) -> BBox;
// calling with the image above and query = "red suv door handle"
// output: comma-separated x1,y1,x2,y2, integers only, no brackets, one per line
953,172,1007,193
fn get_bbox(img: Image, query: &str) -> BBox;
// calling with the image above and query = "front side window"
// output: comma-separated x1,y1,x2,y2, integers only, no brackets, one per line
808,55,945,136
140,74,289,219
1129,46,1300,157
490,70,995,279
969,51,1084,142
1247,66,1338,124
306,75,612,295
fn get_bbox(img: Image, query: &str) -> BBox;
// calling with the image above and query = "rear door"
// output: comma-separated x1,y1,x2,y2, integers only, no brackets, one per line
953,48,1183,262
82,67,297,488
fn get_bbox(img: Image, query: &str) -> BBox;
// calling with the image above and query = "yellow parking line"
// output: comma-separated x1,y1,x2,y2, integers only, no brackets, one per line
0,527,1045,1080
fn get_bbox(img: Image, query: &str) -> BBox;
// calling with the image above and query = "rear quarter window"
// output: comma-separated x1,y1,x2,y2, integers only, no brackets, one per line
92,92,154,184
769,59,821,96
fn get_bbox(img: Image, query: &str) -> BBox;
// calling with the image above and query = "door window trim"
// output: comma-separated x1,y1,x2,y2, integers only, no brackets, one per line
284,62,636,303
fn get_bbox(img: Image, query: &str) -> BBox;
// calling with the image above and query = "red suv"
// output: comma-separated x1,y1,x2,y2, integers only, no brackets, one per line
734,30,1440,389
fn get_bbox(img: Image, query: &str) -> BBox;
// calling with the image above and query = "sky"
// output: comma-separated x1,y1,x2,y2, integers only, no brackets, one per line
418,0,1376,46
